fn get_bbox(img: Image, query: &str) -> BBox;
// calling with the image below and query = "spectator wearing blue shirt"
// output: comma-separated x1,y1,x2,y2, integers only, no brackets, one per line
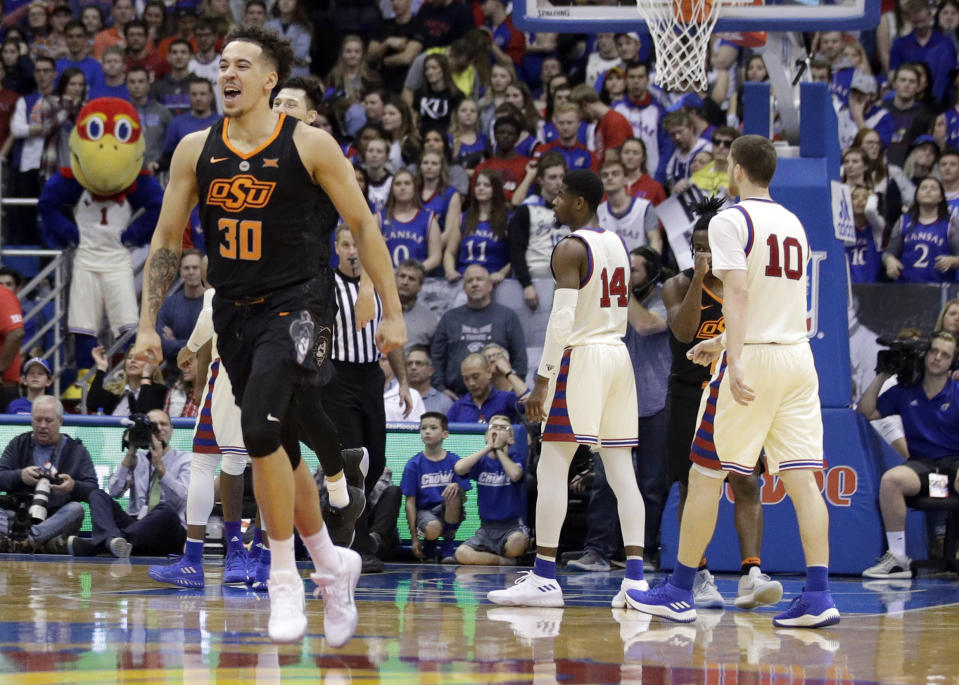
447,353,521,424
56,20,105,92
401,412,471,561
891,0,958,107
158,77,219,172
858,331,959,579
87,45,129,101
156,249,206,370
6,358,53,415
453,416,528,565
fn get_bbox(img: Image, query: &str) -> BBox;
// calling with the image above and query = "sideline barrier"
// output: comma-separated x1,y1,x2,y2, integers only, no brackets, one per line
0,416,511,540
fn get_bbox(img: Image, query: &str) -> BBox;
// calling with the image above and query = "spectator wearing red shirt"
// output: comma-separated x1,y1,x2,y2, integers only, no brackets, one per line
569,83,633,172
0,283,25,408
481,0,525,68
155,6,199,62
92,0,136,59
473,114,530,201
0,62,19,159
620,137,667,206
124,19,169,82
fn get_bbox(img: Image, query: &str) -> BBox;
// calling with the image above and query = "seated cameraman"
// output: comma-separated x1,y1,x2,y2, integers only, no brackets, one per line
0,397,98,552
857,330,959,579
70,409,191,558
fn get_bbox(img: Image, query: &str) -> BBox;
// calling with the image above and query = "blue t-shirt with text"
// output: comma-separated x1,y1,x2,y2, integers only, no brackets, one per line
400,450,472,509
467,443,526,522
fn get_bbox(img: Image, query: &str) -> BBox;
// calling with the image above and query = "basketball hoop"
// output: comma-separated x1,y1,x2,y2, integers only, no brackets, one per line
635,0,763,93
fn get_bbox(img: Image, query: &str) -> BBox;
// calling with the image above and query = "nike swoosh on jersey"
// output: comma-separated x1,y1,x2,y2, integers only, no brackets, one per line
266,413,281,422
210,156,228,163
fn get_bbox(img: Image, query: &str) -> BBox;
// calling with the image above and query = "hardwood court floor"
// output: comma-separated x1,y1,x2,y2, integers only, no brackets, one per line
0,555,958,684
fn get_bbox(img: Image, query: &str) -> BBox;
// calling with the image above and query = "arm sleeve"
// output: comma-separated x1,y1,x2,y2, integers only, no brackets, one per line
644,203,659,237
0,438,25,492
159,450,191,509
883,217,904,260
506,309,527,377
107,463,132,497
120,175,164,246
508,206,533,287
37,173,83,248
707,211,749,271
875,381,901,418
186,290,215,352
10,98,29,138
84,370,118,415
430,318,450,391
948,217,959,256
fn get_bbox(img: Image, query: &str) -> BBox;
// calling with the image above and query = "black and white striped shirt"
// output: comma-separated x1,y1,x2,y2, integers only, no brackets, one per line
332,269,384,363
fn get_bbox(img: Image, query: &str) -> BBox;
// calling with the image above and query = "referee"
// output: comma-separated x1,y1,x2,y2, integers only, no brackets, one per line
325,225,413,571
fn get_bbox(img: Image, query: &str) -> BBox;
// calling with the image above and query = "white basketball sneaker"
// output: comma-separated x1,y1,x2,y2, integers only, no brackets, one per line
487,571,564,607
611,577,650,608
735,567,784,610
692,569,725,609
311,547,362,648
267,569,307,643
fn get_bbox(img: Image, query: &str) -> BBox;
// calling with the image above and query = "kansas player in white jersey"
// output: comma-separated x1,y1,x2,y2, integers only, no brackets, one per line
68,191,140,339
488,170,649,609
626,135,840,629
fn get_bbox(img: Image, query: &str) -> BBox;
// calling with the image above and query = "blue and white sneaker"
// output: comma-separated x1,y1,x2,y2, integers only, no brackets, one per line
223,546,248,584
624,581,697,623
149,556,205,589
772,589,840,628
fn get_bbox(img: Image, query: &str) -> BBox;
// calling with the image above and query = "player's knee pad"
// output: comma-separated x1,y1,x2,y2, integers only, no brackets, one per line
241,413,283,458
220,452,248,477
191,452,220,478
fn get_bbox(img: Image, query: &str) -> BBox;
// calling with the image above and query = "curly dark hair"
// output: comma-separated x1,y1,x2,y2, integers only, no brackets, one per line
224,24,294,85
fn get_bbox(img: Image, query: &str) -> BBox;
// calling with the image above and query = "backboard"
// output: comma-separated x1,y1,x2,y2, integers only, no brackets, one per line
512,0,881,34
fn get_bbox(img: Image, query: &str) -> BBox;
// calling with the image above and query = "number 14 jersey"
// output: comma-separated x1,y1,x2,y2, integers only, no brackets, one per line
562,227,631,348
708,198,809,345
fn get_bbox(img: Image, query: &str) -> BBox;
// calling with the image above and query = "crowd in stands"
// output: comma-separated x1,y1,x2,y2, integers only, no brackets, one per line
1,0,959,573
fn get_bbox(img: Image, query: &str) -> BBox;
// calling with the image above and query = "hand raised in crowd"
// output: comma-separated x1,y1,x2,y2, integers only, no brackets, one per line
91,345,110,372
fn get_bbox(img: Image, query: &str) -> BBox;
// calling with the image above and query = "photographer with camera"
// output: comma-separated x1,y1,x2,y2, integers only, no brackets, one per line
858,330,959,579
0,396,98,553
70,409,191,557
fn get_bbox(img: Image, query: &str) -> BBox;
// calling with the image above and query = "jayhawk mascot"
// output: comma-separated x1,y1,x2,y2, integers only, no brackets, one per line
38,97,163,378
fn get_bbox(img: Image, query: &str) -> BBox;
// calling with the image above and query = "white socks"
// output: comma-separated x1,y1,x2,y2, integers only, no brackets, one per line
886,531,906,561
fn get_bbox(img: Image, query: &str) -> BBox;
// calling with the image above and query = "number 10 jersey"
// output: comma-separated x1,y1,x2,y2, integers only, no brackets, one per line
708,198,810,345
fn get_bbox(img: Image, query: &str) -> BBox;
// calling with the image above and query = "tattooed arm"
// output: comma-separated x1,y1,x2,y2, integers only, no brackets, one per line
133,131,205,365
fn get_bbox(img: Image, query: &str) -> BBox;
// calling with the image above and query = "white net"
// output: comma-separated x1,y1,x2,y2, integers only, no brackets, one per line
635,0,725,93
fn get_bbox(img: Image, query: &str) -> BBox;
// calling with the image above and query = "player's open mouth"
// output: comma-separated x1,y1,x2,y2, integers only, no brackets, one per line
223,86,241,104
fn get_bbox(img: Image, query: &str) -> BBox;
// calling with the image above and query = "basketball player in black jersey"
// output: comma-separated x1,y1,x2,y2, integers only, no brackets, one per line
133,25,406,645
662,197,782,611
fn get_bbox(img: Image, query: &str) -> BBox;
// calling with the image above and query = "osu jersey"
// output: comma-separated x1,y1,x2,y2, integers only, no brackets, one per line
196,114,337,299
668,270,723,388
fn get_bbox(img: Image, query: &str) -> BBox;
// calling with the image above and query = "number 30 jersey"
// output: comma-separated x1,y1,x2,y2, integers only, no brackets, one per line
708,198,809,345
196,113,337,299
561,227,631,348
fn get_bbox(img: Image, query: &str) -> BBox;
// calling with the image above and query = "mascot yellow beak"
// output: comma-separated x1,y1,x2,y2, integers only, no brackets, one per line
68,97,145,197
